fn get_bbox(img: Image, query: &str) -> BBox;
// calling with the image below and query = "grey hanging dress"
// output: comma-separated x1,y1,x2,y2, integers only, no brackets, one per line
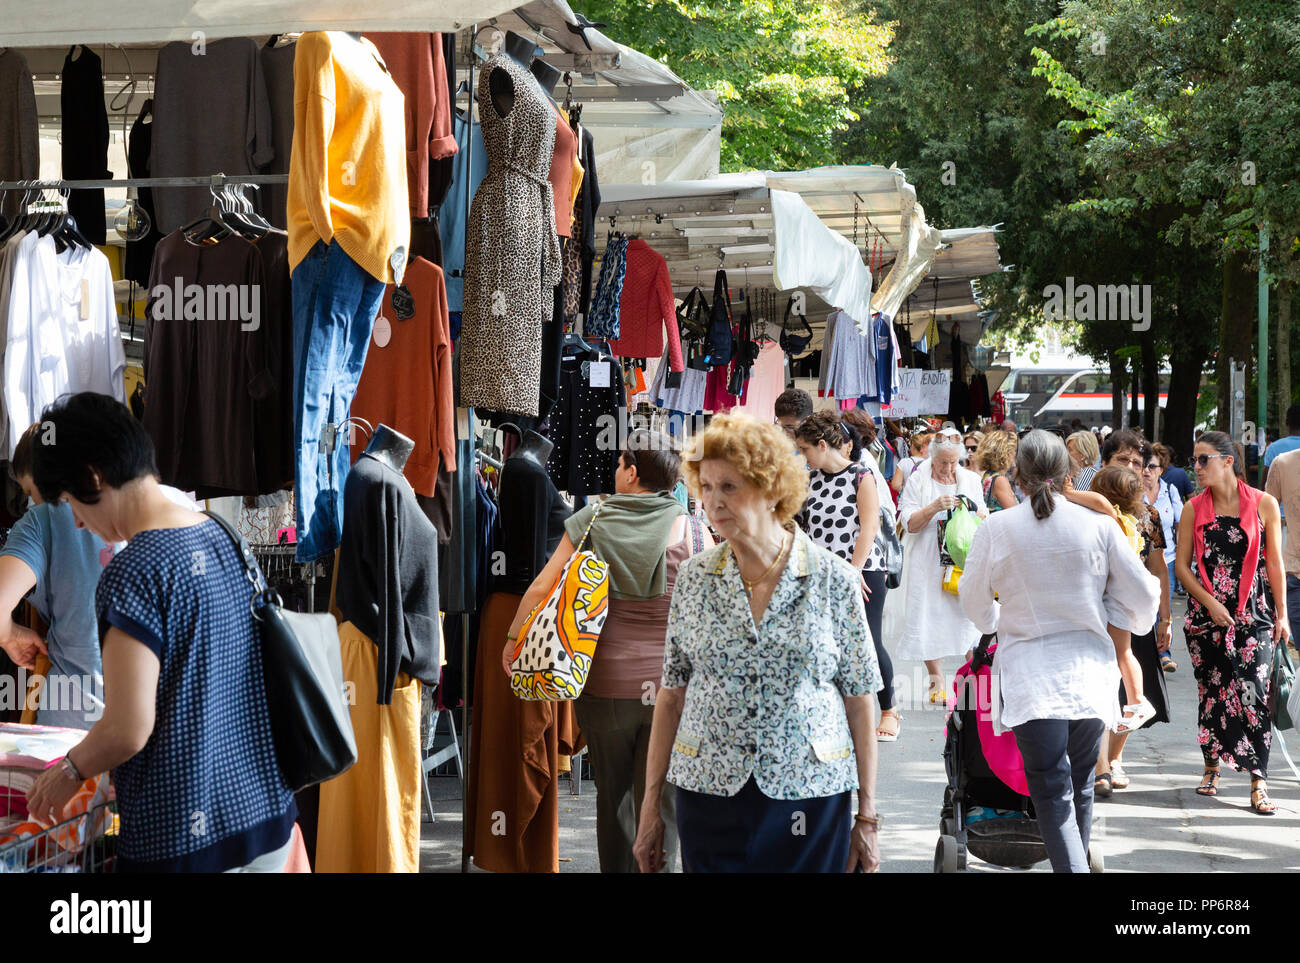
459,53,560,417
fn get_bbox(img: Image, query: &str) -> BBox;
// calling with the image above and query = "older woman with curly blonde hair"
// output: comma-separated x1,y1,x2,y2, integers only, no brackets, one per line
977,430,1019,512
633,413,883,874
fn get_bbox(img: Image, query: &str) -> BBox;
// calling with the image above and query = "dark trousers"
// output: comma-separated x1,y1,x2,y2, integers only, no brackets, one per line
863,570,894,711
290,239,385,562
574,694,677,873
676,776,851,873
1012,717,1105,873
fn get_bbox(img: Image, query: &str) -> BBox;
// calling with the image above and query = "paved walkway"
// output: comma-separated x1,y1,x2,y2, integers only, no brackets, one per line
423,598,1300,873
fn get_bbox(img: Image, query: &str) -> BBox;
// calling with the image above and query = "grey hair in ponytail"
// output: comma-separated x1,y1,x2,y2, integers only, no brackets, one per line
1016,429,1070,520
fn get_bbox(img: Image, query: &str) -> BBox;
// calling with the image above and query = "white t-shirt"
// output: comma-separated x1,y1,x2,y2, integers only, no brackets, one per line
4,235,126,458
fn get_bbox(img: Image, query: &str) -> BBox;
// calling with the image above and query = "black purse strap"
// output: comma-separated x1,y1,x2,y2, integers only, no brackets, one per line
782,294,813,335
202,510,271,599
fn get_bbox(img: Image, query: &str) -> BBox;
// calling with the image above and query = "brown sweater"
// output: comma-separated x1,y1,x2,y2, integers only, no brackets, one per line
367,32,460,218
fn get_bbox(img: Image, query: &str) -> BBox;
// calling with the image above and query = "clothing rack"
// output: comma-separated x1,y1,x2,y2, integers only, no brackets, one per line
0,174,288,191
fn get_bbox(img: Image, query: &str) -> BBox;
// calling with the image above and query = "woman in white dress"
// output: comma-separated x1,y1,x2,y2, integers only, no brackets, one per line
886,432,986,704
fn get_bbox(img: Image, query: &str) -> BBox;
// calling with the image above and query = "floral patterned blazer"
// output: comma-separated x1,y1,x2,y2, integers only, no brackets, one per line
661,528,881,800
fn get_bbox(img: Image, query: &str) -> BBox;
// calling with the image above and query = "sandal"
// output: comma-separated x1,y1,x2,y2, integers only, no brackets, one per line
928,680,947,706
1110,762,1130,790
876,709,902,743
1160,651,1177,673
1196,767,1220,796
1114,696,1156,734
1093,772,1114,798
1250,783,1277,815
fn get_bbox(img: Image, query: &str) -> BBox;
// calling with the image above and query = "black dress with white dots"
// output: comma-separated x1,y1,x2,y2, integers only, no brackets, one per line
803,465,887,571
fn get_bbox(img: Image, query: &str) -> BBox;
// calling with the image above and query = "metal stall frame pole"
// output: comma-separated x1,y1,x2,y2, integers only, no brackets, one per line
461,21,478,875
1258,225,1269,486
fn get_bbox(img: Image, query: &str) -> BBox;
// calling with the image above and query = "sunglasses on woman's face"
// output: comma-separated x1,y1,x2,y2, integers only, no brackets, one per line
1194,453,1228,468
1143,462,1160,472
965,444,978,452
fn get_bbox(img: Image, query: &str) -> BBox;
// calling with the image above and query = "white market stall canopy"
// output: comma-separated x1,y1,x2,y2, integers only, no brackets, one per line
898,227,1004,344
595,166,1001,348
0,0,520,45
6,1,723,183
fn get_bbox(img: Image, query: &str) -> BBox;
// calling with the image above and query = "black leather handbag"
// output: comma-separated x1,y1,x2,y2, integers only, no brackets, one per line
780,294,814,357
204,511,358,791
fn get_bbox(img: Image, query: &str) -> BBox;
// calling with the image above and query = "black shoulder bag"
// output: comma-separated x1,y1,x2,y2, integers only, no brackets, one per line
779,294,814,358
704,269,735,366
204,511,358,791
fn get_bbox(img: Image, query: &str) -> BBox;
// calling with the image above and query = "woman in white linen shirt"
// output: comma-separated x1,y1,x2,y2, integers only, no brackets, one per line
959,431,1160,873
884,432,986,704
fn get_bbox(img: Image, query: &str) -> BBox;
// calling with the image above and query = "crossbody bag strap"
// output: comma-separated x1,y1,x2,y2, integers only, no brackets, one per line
689,514,703,554
574,498,604,554
202,510,265,594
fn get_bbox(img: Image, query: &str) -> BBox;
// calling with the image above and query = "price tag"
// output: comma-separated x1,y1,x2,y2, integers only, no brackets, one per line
588,361,610,387
391,284,415,320
80,279,90,320
373,314,392,348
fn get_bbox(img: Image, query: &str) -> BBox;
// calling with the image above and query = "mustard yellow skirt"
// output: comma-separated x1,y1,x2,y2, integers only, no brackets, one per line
315,621,422,873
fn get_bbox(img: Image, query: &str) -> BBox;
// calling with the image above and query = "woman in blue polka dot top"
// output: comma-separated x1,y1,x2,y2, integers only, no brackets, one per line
24,393,297,872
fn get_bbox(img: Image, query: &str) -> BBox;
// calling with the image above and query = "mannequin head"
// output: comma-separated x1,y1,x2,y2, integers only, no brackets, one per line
364,423,415,473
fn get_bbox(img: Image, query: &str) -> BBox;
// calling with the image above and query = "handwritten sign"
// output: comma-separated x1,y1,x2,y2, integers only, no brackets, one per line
886,368,921,417
918,369,951,414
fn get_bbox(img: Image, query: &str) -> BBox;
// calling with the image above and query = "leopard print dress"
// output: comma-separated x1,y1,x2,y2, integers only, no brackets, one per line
459,53,560,416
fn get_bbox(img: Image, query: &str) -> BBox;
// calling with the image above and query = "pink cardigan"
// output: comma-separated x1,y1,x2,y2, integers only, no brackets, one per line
1190,479,1262,617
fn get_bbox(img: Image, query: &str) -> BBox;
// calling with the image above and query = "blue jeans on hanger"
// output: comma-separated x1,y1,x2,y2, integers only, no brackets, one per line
291,239,385,562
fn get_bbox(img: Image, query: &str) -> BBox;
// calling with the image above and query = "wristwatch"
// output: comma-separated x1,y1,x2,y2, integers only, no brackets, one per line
59,753,84,783
854,812,883,829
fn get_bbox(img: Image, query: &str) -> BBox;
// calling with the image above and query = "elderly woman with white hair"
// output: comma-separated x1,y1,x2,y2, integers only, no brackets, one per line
960,431,1160,872
1067,430,1102,491
884,430,987,705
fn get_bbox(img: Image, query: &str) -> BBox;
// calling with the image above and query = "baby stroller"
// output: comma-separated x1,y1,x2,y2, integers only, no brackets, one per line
935,633,1104,873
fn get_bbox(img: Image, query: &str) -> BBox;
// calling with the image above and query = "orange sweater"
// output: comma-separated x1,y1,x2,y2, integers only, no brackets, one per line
288,32,410,283
349,257,456,495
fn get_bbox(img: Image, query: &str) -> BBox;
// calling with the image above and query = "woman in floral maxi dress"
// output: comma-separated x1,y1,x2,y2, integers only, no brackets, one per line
1175,432,1291,814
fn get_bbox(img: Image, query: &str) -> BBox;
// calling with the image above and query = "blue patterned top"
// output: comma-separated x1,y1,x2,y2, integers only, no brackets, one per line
95,520,295,872
662,529,881,800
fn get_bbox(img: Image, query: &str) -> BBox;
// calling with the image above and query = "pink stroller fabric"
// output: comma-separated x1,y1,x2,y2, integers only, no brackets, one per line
949,643,1029,796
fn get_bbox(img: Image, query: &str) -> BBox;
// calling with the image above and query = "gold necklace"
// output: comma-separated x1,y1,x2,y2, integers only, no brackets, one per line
738,531,791,599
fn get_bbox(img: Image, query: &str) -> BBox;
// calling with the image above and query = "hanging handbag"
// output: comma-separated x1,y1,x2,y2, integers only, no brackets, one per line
779,294,814,358
1267,638,1295,731
877,505,903,589
203,511,357,792
677,286,709,338
703,269,735,366
511,501,611,701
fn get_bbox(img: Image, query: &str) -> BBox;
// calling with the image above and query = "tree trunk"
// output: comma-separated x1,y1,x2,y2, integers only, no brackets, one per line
1164,343,1208,461
1277,281,1292,430
1109,351,1126,429
1215,250,1255,431
1142,335,1158,437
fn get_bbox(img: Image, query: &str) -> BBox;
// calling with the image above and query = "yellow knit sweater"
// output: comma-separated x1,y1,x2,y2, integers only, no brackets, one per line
288,31,410,284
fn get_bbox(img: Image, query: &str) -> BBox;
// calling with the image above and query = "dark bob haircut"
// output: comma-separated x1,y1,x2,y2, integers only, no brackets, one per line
32,392,159,505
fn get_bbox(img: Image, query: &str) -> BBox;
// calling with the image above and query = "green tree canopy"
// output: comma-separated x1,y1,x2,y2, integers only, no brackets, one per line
572,0,895,171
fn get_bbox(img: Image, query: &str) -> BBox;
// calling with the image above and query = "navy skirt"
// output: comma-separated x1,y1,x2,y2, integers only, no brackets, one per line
675,776,852,873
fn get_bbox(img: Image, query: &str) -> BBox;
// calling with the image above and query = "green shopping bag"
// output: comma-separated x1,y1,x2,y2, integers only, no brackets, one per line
943,496,981,571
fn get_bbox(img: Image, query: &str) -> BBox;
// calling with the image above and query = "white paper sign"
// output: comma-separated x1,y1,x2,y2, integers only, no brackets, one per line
589,361,611,388
886,368,921,417
918,369,951,414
